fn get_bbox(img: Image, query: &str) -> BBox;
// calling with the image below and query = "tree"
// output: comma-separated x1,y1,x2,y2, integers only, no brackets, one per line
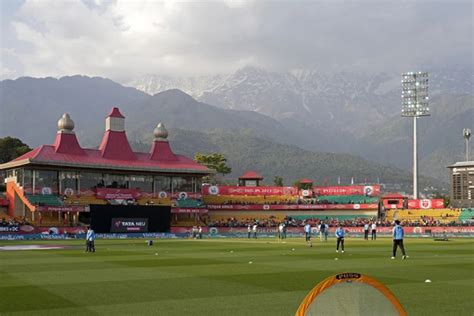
0,137,32,164
293,180,302,190
274,176,284,186
194,153,232,177
433,192,450,208
293,180,311,190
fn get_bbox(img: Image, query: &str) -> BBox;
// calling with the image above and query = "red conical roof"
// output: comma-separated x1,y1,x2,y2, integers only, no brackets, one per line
239,170,263,180
99,130,135,160
150,140,178,161
53,133,85,155
107,107,125,118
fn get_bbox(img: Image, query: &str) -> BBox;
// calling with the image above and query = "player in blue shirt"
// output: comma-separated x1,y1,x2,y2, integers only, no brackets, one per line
85,226,96,253
392,220,407,259
304,222,312,247
335,225,345,253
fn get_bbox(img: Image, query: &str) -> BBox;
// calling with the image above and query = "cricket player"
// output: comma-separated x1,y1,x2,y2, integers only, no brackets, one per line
85,226,95,253
371,222,377,240
335,225,345,253
304,222,312,247
247,224,251,239
278,223,284,240
364,223,369,240
319,222,326,242
252,223,257,239
392,220,407,259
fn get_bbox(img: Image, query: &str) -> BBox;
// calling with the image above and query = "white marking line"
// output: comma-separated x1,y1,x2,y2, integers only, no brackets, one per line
0,245,65,251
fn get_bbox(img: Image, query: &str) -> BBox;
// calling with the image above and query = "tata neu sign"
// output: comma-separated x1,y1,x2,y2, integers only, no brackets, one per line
110,218,148,232
202,185,298,196
312,185,381,196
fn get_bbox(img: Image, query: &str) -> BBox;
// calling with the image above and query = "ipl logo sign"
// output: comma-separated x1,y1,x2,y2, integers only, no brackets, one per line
41,187,52,195
208,186,219,195
421,199,432,209
363,186,374,196
158,191,167,199
63,188,74,197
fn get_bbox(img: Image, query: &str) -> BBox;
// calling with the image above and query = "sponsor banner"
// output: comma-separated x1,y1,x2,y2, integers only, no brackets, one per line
79,189,95,196
312,185,381,196
140,192,155,198
300,189,313,197
206,203,378,210
171,192,202,199
0,226,86,235
170,226,474,236
110,218,148,233
339,226,474,235
96,188,142,200
202,185,298,196
137,192,201,199
0,225,19,232
171,208,208,214
1,227,473,239
36,205,88,212
0,232,176,240
407,199,444,209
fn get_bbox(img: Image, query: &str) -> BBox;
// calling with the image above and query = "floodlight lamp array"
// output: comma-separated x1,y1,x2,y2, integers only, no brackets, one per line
401,72,430,117
464,128,471,139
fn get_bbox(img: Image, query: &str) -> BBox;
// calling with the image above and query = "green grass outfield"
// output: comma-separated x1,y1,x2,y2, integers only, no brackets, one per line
0,238,473,315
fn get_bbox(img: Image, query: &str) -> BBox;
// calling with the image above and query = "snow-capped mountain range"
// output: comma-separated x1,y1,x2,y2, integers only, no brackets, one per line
125,66,473,137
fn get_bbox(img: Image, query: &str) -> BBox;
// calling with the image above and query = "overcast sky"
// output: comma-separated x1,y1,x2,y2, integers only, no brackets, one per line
0,0,472,81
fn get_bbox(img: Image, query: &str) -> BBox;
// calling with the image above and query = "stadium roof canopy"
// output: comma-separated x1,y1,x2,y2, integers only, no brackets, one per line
239,170,264,180
381,193,405,199
447,161,474,168
0,108,209,174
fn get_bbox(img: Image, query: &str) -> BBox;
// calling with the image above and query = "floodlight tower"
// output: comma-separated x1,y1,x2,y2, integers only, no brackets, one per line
401,72,429,199
463,128,471,161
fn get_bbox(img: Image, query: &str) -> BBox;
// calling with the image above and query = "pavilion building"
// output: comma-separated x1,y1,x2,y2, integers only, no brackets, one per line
0,108,210,227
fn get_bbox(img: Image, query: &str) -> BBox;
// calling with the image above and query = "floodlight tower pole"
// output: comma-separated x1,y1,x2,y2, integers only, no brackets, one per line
401,72,429,200
464,128,471,161
413,116,418,199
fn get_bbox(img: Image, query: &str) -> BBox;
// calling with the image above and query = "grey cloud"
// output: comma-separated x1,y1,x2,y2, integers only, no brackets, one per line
1,0,472,80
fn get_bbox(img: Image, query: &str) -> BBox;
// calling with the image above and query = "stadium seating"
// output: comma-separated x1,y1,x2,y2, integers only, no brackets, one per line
137,197,171,206
317,195,378,204
64,196,107,205
25,194,64,206
175,198,204,208
203,195,297,205
291,214,373,221
385,209,461,224
459,208,474,223
208,213,287,223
